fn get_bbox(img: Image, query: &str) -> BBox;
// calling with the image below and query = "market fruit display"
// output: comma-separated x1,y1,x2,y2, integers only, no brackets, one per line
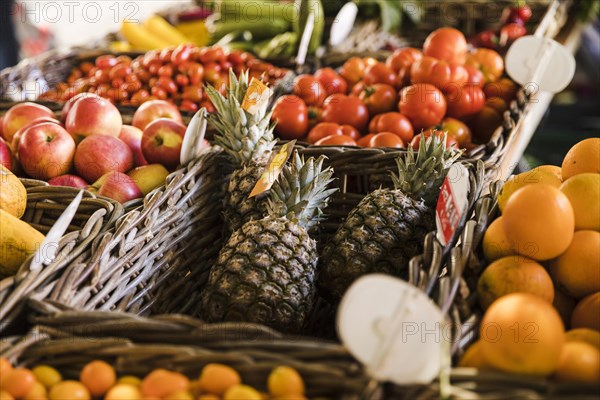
201,153,336,332
0,359,307,400
318,134,461,301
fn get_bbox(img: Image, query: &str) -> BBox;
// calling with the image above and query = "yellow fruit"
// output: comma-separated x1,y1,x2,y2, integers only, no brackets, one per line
23,381,47,400
79,360,116,397
535,165,563,181
48,381,90,400
198,364,241,395
553,288,576,329
223,385,262,400
554,342,600,383
502,184,574,261
268,366,305,398
562,138,600,180
550,230,600,299
0,208,46,276
572,292,600,331
105,384,142,400
165,390,194,400
141,369,189,399
117,376,141,386
0,165,26,218
482,217,517,262
566,328,600,349
1,368,36,398
0,358,12,379
120,22,172,51
197,395,220,400
32,366,62,389
560,173,600,231
480,293,565,376
128,164,169,196
477,256,554,310
497,168,562,212
458,340,489,369
0,391,13,400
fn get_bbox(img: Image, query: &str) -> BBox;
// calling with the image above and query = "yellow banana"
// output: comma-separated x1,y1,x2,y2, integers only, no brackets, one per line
175,21,209,47
120,21,172,50
144,15,190,46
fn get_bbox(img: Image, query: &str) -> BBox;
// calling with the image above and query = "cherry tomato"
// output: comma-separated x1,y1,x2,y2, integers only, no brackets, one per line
484,78,518,103
96,55,118,70
136,69,151,83
171,44,193,65
468,106,503,144
358,84,398,116
445,84,486,119
464,65,485,88
386,47,423,85
147,62,162,76
398,83,447,131
121,80,142,93
130,90,150,104
181,85,203,102
157,77,178,95
151,86,168,100
499,23,527,47
410,56,469,92
368,132,406,148
363,62,400,88
293,75,327,107
111,78,124,88
423,27,468,65
158,65,174,77
339,57,366,86
94,69,110,84
180,100,199,113
470,30,499,50
227,50,248,66
204,62,222,83
357,133,375,147
315,134,357,146
427,117,472,147
314,68,348,96
142,51,160,67
340,125,360,141
369,112,414,143
410,130,459,150
116,55,132,65
321,94,369,132
182,62,205,85
199,99,216,113
148,77,158,88
198,47,226,64
485,97,509,114
465,49,504,84
160,48,174,63
175,74,189,87
80,62,95,75
307,122,343,144
351,82,366,97
272,95,309,140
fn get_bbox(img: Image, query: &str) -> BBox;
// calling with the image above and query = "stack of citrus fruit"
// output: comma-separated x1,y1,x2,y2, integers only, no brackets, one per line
0,359,306,400
463,137,600,383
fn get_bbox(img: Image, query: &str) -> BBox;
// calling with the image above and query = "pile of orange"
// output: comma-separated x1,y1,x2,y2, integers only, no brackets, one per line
466,138,600,383
0,359,306,400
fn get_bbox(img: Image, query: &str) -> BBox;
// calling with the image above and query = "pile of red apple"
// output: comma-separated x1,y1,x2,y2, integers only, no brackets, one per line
0,95,209,203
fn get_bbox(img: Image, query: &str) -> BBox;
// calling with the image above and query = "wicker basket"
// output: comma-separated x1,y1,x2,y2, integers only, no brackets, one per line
0,181,123,335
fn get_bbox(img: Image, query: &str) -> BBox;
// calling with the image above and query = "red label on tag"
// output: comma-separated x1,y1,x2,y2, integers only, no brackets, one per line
436,178,460,244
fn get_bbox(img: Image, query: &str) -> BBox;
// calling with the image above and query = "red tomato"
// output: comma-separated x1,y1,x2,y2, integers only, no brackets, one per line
464,65,485,88
109,64,132,80
386,47,423,85
307,122,343,144
308,107,321,130
427,117,472,147
175,74,190,87
293,75,327,107
204,62,222,83
321,94,369,132
182,85,203,102
358,84,398,116
80,62,95,75
96,55,118,70
339,57,366,86
398,83,447,131
423,27,468,65
357,133,375,147
368,132,406,148
363,62,400,88
158,65,174,77
314,68,348,96
180,100,199,113
171,44,193,65
465,49,504,84
151,86,168,100
351,82,366,97
445,85,486,119
198,47,226,64
182,62,204,85
130,90,150,104
315,134,357,146
340,125,360,141
484,78,518,103
157,77,178,95
369,112,414,143
468,106,504,144
410,56,469,92
271,95,309,140
499,23,527,46
410,130,459,150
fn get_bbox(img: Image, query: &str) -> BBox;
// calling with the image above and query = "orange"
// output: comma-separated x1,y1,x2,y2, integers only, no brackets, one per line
198,364,241,395
554,342,600,383
0,358,12,382
268,366,305,397
477,256,554,310
553,288,576,329
141,369,189,399
0,391,13,400
566,328,600,349
223,385,262,400
482,217,516,262
572,292,600,331
48,381,90,400
503,184,574,261
79,360,116,397
561,138,600,180
23,381,46,400
1,368,36,398
497,168,562,212
32,366,62,389
164,390,194,400
550,230,600,299
535,165,563,181
104,384,142,400
480,293,565,376
560,173,600,231
116,375,141,386
458,340,490,369
197,395,220,400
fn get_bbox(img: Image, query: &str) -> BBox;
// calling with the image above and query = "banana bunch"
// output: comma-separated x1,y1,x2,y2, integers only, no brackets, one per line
118,15,208,51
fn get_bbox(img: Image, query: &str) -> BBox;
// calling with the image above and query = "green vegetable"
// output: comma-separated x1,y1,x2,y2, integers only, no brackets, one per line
294,0,325,55
208,15,290,41
254,32,298,59
213,0,299,23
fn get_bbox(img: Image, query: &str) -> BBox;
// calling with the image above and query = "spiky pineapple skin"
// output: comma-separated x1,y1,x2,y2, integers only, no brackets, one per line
318,189,435,301
224,160,269,233
201,217,317,332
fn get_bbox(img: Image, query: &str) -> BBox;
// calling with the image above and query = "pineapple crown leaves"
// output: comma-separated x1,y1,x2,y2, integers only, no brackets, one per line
392,131,463,206
267,152,337,230
206,69,277,167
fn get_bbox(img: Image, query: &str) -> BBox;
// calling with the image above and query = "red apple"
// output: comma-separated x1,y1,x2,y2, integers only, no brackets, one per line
0,137,12,170
48,174,89,189
61,92,95,122
132,100,183,131
18,122,76,180
65,96,123,141
74,135,133,183
2,102,55,142
11,117,62,154
119,125,148,167
95,172,143,203
142,118,186,170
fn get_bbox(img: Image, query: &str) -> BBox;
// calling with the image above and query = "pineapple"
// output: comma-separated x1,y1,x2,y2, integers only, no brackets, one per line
206,70,277,233
200,153,337,332
318,134,461,301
